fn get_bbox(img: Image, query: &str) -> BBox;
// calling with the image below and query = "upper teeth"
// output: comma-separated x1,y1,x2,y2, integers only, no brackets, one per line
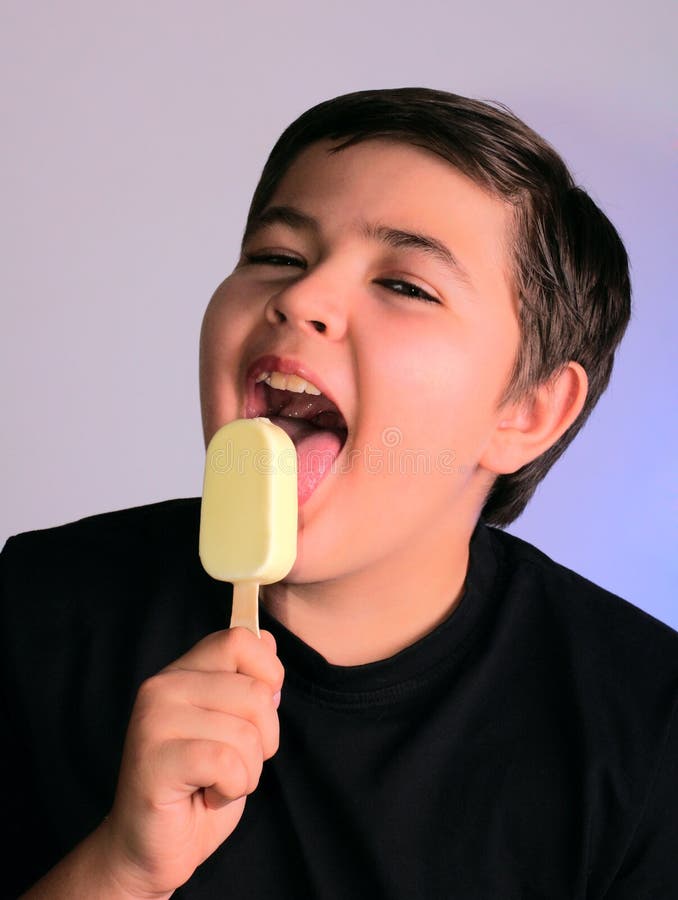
255,371,322,395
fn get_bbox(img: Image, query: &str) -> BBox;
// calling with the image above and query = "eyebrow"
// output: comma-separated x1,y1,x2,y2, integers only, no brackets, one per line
242,204,473,288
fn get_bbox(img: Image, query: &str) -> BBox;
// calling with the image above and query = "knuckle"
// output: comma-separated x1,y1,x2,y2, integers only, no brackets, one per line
249,678,274,708
218,745,251,798
211,741,234,769
134,674,167,715
235,717,264,759
244,746,264,794
138,669,179,700
263,715,281,760
236,763,256,797
136,674,160,703
248,767,263,795
133,673,178,728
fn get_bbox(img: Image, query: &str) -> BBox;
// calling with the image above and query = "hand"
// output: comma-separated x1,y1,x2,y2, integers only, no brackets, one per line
98,627,284,897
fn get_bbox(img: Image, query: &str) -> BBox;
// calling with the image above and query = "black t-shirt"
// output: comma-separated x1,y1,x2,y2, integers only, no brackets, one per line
2,498,677,899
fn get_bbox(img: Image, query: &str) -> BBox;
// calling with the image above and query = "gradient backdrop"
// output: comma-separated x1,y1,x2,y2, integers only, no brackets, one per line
2,1,676,627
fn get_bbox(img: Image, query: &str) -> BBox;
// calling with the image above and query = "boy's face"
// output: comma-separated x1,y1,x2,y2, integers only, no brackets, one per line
200,139,520,583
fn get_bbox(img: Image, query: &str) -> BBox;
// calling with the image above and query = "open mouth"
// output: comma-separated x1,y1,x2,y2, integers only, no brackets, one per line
246,369,348,505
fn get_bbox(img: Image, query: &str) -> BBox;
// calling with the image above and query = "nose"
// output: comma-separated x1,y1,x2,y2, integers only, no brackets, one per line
264,270,347,339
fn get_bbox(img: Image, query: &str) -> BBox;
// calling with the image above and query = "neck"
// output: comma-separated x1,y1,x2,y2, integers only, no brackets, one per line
261,519,477,667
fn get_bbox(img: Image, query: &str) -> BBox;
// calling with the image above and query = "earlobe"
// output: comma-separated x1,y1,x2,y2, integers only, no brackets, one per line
479,362,589,475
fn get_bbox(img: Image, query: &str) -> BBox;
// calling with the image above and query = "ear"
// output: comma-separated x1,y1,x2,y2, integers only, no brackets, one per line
479,362,588,475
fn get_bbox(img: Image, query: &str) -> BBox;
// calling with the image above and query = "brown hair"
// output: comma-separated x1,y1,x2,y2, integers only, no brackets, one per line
243,88,631,527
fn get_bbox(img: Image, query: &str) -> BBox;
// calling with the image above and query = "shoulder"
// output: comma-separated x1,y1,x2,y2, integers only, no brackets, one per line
2,497,201,580
479,525,678,892
483,522,678,712
1,497,222,705
2,496,201,551
486,523,676,636
0,498,204,645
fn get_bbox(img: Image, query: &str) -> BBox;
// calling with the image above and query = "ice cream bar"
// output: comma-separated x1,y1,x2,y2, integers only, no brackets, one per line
199,417,298,636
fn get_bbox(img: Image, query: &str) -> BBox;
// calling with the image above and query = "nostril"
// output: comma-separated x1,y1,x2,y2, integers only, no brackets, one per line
311,321,326,333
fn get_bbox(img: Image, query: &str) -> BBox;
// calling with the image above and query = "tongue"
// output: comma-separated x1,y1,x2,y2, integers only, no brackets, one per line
268,415,343,506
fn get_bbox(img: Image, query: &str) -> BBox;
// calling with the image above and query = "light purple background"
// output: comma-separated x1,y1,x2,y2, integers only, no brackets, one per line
2,2,676,628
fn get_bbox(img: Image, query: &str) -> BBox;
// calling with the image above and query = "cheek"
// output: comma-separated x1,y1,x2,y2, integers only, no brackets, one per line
363,311,518,453
367,321,465,426
199,299,228,396
198,283,251,437
200,280,257,369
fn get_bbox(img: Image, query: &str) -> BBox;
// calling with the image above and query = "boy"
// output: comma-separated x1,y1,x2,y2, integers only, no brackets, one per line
2,88,676,898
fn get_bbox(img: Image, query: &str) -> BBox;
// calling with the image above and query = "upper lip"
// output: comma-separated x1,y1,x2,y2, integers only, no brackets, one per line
244,354,346,425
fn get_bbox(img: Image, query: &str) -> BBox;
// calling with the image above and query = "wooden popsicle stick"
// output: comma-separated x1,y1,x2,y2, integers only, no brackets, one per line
230,581,261,637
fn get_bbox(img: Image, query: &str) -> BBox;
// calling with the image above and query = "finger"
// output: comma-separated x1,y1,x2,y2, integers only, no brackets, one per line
203,787,247,812
136,689,280,761
185,672,281,758
151,737,265,806
145,667,282,710
166,628,284,687
259,630,277,654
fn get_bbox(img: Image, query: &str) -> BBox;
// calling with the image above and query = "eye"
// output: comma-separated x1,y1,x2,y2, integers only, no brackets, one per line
375,278,440,305
243,252,306,269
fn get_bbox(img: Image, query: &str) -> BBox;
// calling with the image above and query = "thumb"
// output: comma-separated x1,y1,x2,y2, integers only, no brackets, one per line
259,629,278,654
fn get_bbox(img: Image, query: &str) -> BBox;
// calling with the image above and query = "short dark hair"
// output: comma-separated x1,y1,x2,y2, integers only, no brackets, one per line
244,88,631,527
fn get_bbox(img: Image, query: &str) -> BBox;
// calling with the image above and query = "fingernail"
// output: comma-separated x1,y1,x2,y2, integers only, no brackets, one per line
273,690,282,708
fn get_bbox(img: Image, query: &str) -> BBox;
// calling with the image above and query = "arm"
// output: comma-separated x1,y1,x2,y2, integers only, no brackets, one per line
20,822,171,900
18,628,284,898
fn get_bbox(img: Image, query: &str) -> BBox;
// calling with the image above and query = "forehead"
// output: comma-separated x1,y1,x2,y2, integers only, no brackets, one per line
257,139,515,298
271,138,506,219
